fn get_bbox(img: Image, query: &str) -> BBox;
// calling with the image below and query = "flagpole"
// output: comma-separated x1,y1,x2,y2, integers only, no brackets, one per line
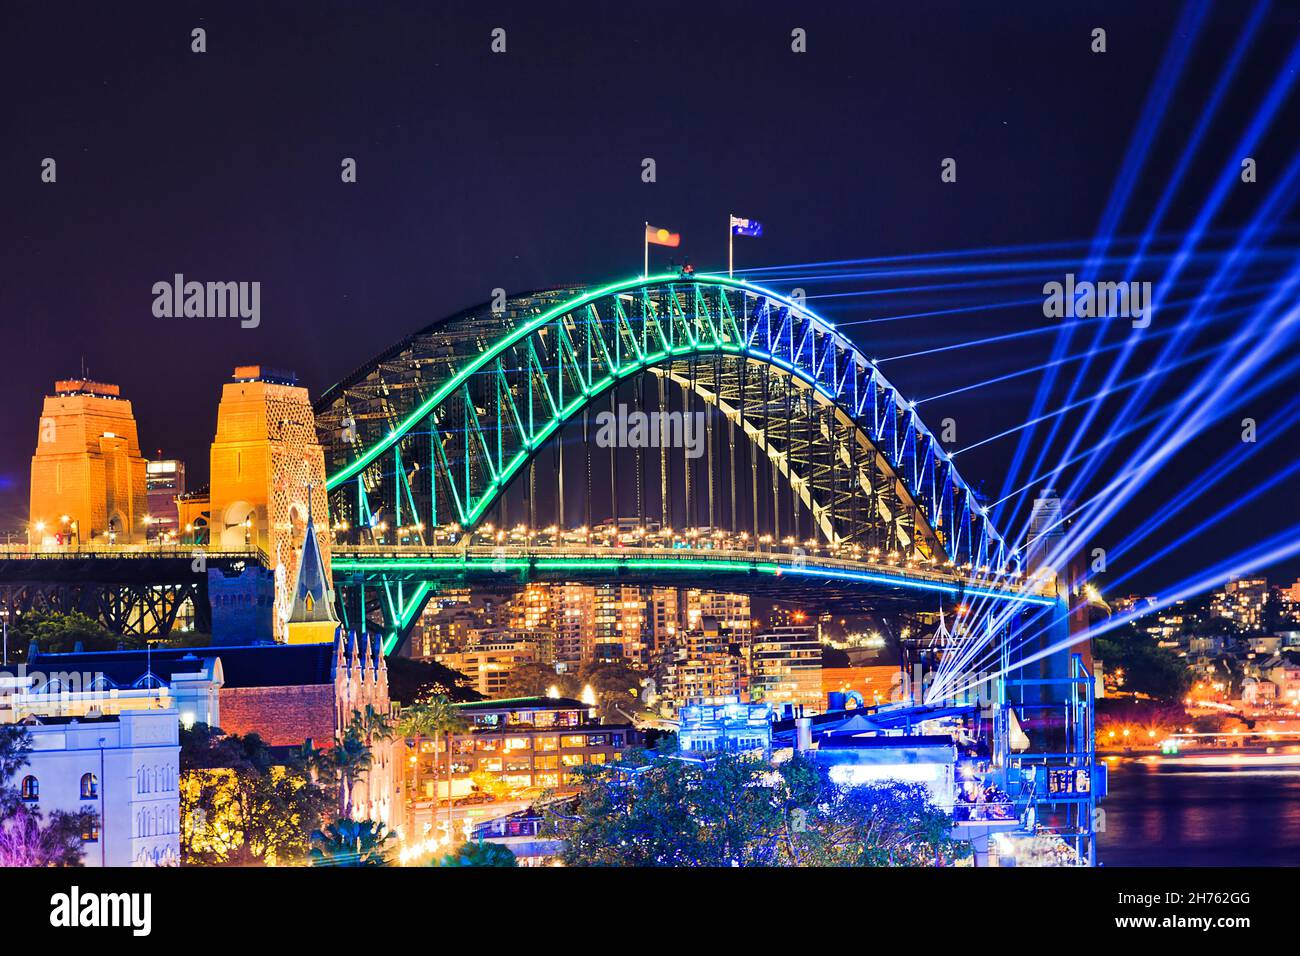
728,215,733,278
644,221,649,278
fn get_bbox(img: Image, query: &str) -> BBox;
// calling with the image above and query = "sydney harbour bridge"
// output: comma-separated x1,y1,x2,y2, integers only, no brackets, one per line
314,274,1064,655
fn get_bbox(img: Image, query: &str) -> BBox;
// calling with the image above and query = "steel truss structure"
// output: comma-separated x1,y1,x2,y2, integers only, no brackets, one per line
316,275,1030,642
0,551,268,637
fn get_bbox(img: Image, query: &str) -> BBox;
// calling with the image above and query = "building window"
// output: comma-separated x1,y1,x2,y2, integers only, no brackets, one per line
80,773,98,799
82,816,100,843
20,776,38,801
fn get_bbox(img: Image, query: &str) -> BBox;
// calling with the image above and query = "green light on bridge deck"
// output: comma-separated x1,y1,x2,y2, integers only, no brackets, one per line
330,554,1057,608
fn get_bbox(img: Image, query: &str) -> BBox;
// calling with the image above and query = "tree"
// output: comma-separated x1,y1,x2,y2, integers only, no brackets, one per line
8,610,145,661
309,817,397,866
0,725,97,866
1095,625,1193,702
387,655,481,705
179,724,333,866
397,696,467,838
545,750,965,867
504,661,644,722
433,839,517,867
577,661,643,722
320,725,373,818
503,662,567,698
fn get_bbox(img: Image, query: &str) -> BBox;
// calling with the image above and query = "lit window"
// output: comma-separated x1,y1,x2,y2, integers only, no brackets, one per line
82,817,100,843
21,776,38,801
80,773,98,799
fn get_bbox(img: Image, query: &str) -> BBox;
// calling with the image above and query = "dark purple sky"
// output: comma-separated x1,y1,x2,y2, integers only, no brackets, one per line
3,1,1298,594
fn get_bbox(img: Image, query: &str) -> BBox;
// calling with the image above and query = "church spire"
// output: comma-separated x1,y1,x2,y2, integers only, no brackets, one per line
285,485,340,644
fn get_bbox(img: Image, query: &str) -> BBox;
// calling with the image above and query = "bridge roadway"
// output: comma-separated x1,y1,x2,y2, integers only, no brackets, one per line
331,544,1058,635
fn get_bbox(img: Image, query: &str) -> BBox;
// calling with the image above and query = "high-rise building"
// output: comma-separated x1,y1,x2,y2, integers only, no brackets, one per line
593,584,650,663
144,458,186,541
663,616,744,710
751,624,823,713
686,589,751,646
29,379,148,546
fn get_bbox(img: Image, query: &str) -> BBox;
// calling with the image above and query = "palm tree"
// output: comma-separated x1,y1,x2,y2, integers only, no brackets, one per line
323,727,373,818
432,839,517,867
309,817,396,866
351,704,394,747
397,696,466,844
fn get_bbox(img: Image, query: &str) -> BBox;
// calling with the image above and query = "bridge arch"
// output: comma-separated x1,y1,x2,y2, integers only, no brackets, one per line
319,275,1016,576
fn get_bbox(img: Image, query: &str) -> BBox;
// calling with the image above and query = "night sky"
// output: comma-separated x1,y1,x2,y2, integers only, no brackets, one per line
3,1,1298,595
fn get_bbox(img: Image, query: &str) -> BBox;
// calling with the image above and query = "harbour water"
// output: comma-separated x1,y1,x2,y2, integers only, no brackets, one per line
1098,750,1300,866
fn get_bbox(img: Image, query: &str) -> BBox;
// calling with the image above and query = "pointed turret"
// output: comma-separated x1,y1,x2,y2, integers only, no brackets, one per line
285,489,341,645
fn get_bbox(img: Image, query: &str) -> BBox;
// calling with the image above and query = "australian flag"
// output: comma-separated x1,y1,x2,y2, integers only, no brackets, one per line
730,215,763,237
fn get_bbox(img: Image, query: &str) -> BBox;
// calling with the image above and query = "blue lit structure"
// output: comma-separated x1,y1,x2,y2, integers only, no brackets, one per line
678,700,772,754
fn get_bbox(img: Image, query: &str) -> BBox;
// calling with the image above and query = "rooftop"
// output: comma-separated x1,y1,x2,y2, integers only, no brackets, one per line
28,641,343,690
453,696,590,713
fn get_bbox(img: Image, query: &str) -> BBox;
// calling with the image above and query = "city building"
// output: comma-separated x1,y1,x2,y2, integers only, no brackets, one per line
751,623,823,713
14,709,180,866
409,589,502,658
433,632,539,697
144,458,186,542
684,589,751,647
662,616,744,710
28,378,148,546
592,584,648,662
405,696,639,832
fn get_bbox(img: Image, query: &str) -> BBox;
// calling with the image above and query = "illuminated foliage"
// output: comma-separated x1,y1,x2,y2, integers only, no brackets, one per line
432,839,518,867
546,750,966,867
179,724,333,866
1095,623,1194,702
308,817,397,866
504,660,642,720
7,610,146,662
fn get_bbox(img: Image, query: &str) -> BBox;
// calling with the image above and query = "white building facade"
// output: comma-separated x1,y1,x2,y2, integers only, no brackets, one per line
15,709,180,866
